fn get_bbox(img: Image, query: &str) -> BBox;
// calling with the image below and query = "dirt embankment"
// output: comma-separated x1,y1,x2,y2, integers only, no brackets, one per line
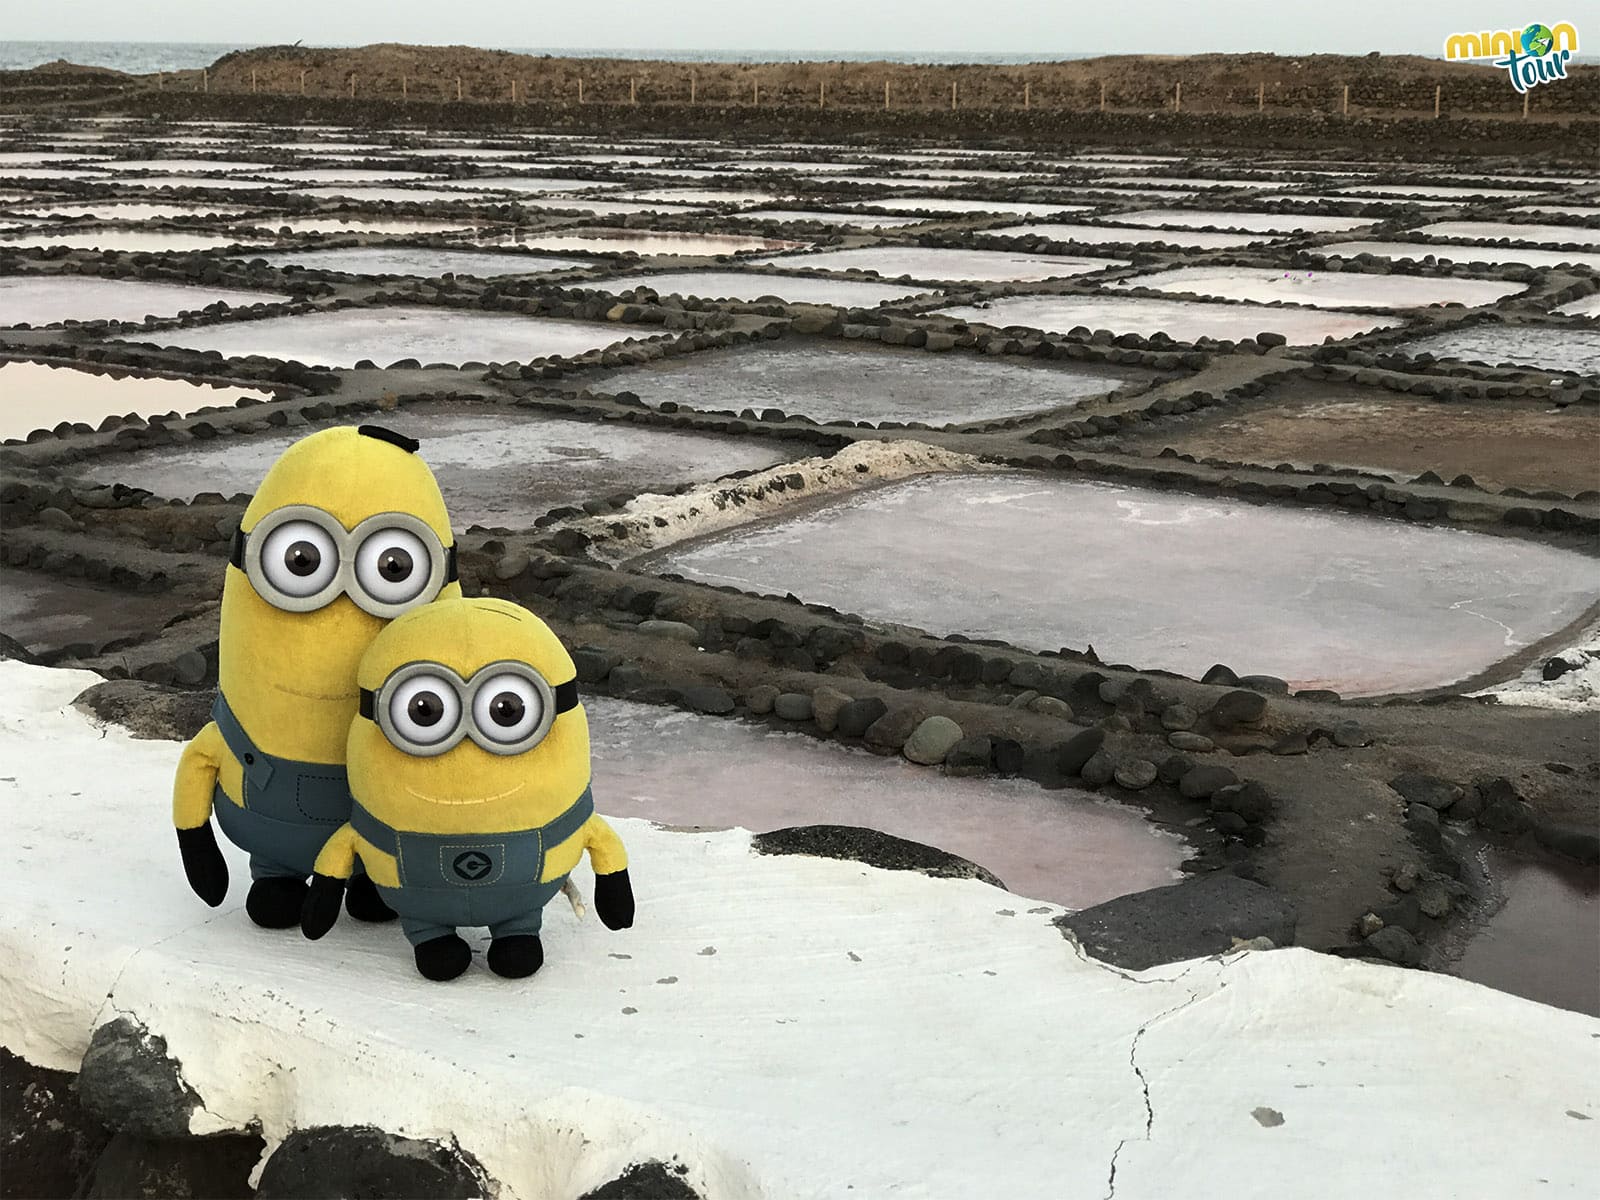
172,45,1598,118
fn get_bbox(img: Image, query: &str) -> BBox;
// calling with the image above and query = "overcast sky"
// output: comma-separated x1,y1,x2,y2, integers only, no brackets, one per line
2,1,1564,55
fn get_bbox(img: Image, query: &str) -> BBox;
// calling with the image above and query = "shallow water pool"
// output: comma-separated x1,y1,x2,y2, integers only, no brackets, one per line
120,308,642,368
654,473,1598,695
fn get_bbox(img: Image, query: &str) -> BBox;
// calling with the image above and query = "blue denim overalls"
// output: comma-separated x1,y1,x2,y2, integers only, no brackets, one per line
209,693,352,880
348,788,595,947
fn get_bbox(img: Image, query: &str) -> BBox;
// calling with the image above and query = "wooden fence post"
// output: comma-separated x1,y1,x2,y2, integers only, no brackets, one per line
157,74,164,91
349,74,356,99
1257,80,1264,111
1099,80,1106,111
819,80,826,108
1342,84,1349,115
457,75,463,101
300,70,307,96
1434,84,1441,117
884,79,890,110
202,68,208,93
1522,90,1530,119
400,74,407,100
630,77,637,104
690,74,696,103
753,79,759,105
577,77,584,104
251,68,257,94
1024,81,1030,109
1174,81,1181,112
951,81,957,110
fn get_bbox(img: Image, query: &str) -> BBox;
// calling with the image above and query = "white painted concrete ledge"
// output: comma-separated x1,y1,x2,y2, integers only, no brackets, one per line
1,660,1595,1199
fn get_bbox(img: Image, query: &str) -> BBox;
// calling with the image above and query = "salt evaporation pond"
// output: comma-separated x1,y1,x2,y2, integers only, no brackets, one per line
240,215,482,236
857,197,1094,218
258,168,439,183
10,201,246,220
750,246,1127,282
1452,847,1600,1017
121,176,281,191
594,270,936,306
1092,176,1276,190
591,339,1144,425
403,147,539,159
936,294,1393,343
1414,221,1600,248
0,168,109,182
0,569,191,654
655,474,1599,695
1115,209,1373,235
1112,266,1523,310
607,189,785,207
731,209,929,229
512,229,808,256
0,151,108,164
0,361,275,442
495,197,711,217
722,160,878,174
452,175,622,194
0,277,288,325
243,247,590,278
981,222,1271,249
1511,205,1600,220
120,308,643,369
1395,326,1600,376
0,229,267,254
1321,240,1600,271
297,186,499,203
1257,193,1458,209
585,697,1188,908
1555,295,1600,318
100,159,269,174
1331,184,1545,199
78,403,794,527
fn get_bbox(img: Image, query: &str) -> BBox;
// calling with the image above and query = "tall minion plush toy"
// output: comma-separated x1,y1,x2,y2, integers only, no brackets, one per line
300,596,635,981
172,425,460,929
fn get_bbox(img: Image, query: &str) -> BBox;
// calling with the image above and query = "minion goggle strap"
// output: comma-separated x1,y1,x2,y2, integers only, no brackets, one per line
230,504,457,619
359,659,580,758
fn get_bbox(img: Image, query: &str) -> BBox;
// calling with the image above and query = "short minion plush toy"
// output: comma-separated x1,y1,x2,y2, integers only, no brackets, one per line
172,425,460,929
300,596,634,981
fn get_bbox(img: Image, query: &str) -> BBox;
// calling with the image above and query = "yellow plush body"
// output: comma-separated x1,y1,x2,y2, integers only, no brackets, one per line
304,597,633,980
170,426,458,924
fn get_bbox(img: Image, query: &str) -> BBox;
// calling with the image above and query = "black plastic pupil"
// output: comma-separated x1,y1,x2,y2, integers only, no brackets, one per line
409,692,445,727
489,693,525,727
285,541,321,577
378,547,414,581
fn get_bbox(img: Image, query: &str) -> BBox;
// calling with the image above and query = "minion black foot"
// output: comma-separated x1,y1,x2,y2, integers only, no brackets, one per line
487,934,544,979
344,874,397,923
246,877,309,929
414,934,472,981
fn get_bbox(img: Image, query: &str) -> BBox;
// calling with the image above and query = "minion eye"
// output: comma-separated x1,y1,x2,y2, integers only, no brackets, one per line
472,674,543,745
259,520,339,598
388,675,460,748
354,527,432,607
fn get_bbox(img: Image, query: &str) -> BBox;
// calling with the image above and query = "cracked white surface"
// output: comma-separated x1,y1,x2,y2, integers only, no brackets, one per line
1,660,1596,1199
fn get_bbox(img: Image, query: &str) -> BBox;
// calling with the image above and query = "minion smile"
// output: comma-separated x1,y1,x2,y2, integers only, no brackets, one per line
273,682,357,702
404,780,526,806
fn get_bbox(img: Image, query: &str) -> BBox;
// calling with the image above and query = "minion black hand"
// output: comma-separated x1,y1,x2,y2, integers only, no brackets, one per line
593,869,635,930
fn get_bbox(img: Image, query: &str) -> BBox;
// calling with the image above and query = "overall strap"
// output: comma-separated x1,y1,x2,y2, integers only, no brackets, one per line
211,692,275,795
540,786,595,848
349,801,399,857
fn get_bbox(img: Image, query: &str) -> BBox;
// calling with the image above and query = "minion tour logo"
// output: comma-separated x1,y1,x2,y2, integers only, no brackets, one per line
1444,21,1579,92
